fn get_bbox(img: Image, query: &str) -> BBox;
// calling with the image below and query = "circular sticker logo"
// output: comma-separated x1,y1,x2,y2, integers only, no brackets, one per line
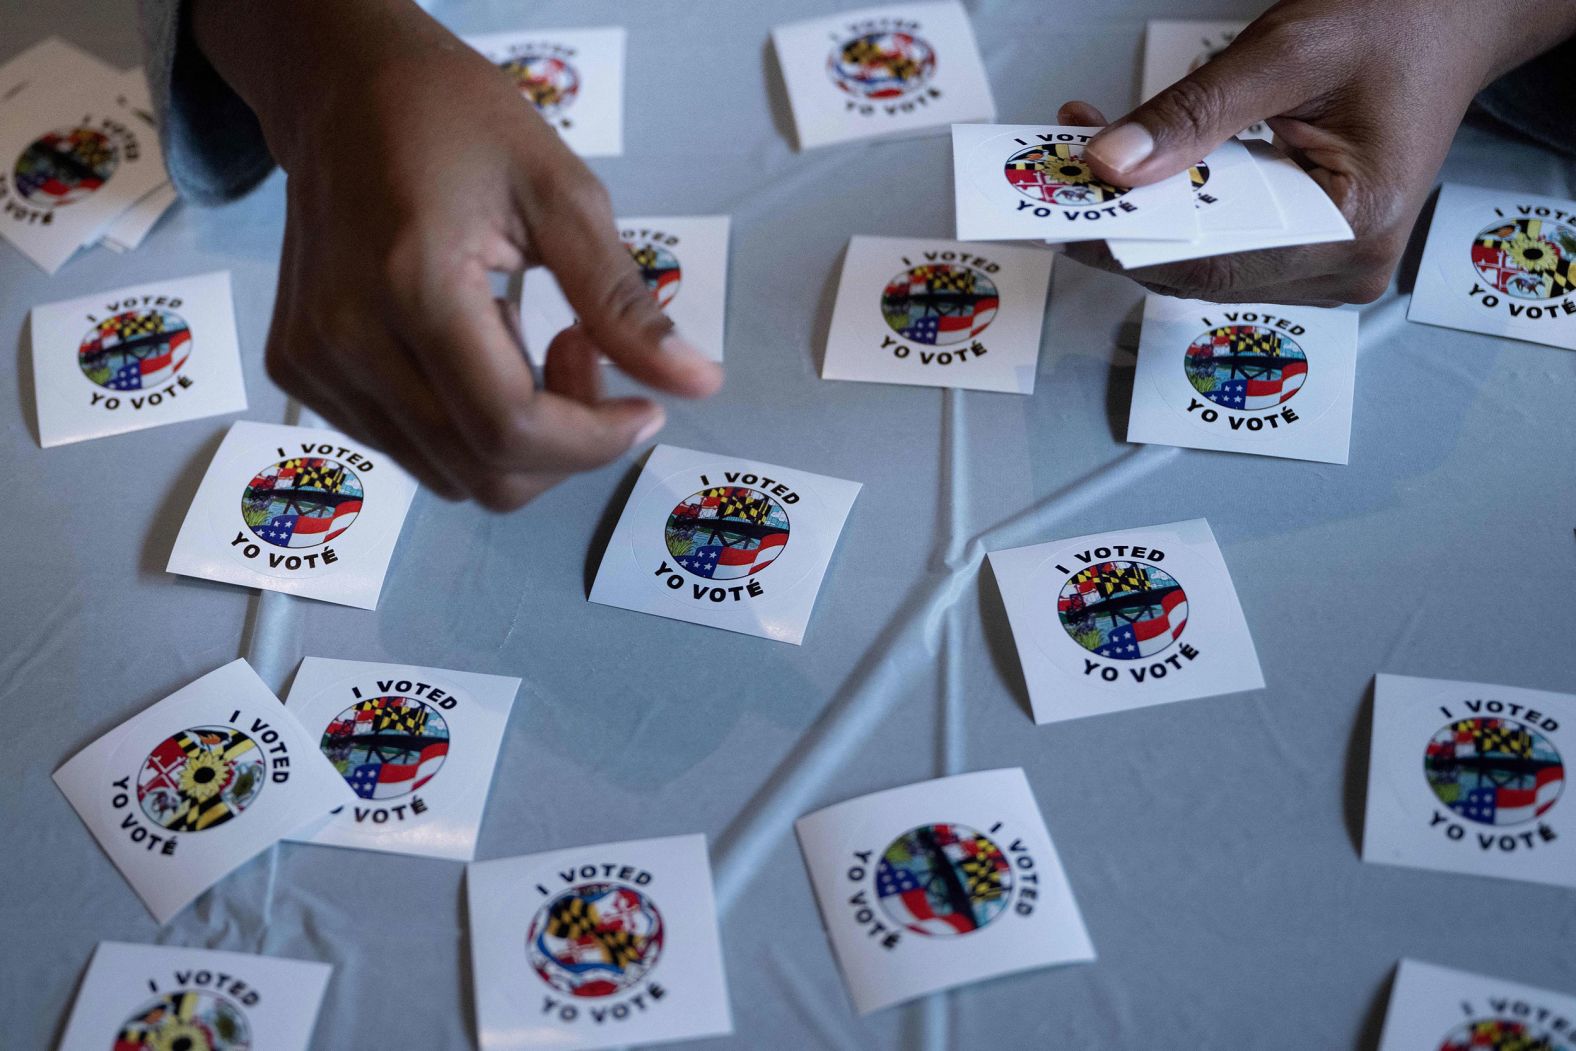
137,726,265,832
1004,144,1127,206
13,126,118,207
527,883,664,997
1438,1019,1565,1051
664,486,790,580
1057,561,1188,660
241,457,364,550
875,823,1012,936
626,240,682,309
881,263,999,346
499,53,580,118
1425,717,1565,827
1189,161,1210,192
117,990,251,1051
827,31,936,99
321,697,450,801
78,308,192,391
1184,325,1307,410
1472,218,1576,301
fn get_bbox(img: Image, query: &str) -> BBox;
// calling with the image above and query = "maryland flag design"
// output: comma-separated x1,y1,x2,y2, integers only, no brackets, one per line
12,125,119,207
115,989,251,1051
1471,217,1576,301
1425,717,1564,827
527,883,665,998
827,31,936,99
137,726,266,833
665,485,791,580
241,456,364,550
1189,161,1211,192
498,52,580,118
1003,143,1128,206
881,263,999,346
1058,560,1188,660
320,696,450,801
875,823,1012,937
625,240,682,309
1184,324,1308,410
78,309,192,391
1437,1017,1564,1051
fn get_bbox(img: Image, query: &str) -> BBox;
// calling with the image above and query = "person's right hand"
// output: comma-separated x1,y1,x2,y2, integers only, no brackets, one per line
193,0,722,509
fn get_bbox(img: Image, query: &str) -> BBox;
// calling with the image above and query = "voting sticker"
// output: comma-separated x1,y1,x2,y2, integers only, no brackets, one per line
56,941,331,1051
1140,21,1269,141
467,834,732,1050
589,444,861,645
1376,958,1576,1051
1362,673,1576,889
30,271,246,447
952,123,1197,243
166,420,418,610
465,27,624,158
1409,182,1576,352
795,768,1094,1015
770,1,995,150
283,657,520,861
821,235,1053,394
988,518,1264,724
1127,294,1358,464
52,659,351,924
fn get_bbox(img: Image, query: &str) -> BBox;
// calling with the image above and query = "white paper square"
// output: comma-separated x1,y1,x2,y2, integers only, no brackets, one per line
465,27,624,158
795,768,1094,1015
821,236,1052,393
520,215,730,365
589,444,860,645
989,518,1264,724
30,271,246,447
771,2,995,150
1377,959,1576,1051
166,420,418,610
99,181,176,251
1362,673,1575,889
467,833,732,1051
1408,182,1576,352
56,941,331,1051
953,123,1197,243
1127,294,1358,464
1140,21,1270,141
52,659,353,924
282,657,520,861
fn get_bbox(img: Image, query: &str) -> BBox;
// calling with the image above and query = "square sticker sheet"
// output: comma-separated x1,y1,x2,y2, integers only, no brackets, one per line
1377,958,1576,1051
30,271,246,447
589,444,861,645
465,27,624,158
795,768,1094,1015
52,659,351,924
952,123,1197,243
283,657,521,861
821,236,1052,394
56,941,331,1051
1127,294,1358,464
771,1,995,150
1140,21,1270,141
1409,182,1576,351
1362,673,1575,889
467,833,732,1051
166,420,418,610
520,215,730,364
989,517,1264,724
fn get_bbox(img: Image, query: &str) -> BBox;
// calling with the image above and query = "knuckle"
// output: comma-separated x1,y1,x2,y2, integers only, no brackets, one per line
469,407,536,467
1178,254,1242,297
1157,76,1229,136
597,268,663,332
473,474,542,512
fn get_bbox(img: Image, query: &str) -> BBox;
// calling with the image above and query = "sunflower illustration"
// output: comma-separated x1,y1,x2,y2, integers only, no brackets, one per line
1507,232,1558,272
179,749,232,802
149,1020,213,1051
1044,155,1093,185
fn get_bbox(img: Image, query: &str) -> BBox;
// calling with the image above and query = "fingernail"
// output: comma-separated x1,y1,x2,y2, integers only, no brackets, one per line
658,332,710,362
632,411,666,447
1087,123,1154,173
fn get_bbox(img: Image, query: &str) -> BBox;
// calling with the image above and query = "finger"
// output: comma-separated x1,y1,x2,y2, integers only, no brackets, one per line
542,324,606,405
1057,100,1109,127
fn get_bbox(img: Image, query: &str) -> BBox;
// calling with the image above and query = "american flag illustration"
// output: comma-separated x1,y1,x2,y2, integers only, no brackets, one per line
78,309,192,391
875,823,1011,936
1425,717,1564,827
665,486,790,580
881,263,999,346
242,457,364,549
1058,561,1188,660
321,697,450,800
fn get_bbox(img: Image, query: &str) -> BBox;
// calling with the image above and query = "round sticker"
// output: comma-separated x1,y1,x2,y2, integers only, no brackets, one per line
241,457,364,550
626,241,682,309
664,486,790,580
1471,217,1576,301
137,726,265,833
1437,1018,1566,1051
827,31,936,99
13,126,118,207
499,53,580,117
320,697,450,801
1425,717,1564,827
1184,325,1307,410
1057,560,1188,660
117,990,252,1051
527,883,664,997
78,308,192,391
1003,144,1127,206
875,823,1012,936
880,263,999,346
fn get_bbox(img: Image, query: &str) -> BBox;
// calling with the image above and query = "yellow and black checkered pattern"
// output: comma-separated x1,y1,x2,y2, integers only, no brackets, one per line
1223,327,1280,357
1475,723,1533,758
842,38,919,81
923,266,976,294
719,490,767,523
1075,563,1149,598
960,852,1006,903
295,461,346,492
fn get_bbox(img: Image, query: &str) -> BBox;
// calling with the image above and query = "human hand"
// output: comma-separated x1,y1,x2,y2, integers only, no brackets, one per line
193,0,721,509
